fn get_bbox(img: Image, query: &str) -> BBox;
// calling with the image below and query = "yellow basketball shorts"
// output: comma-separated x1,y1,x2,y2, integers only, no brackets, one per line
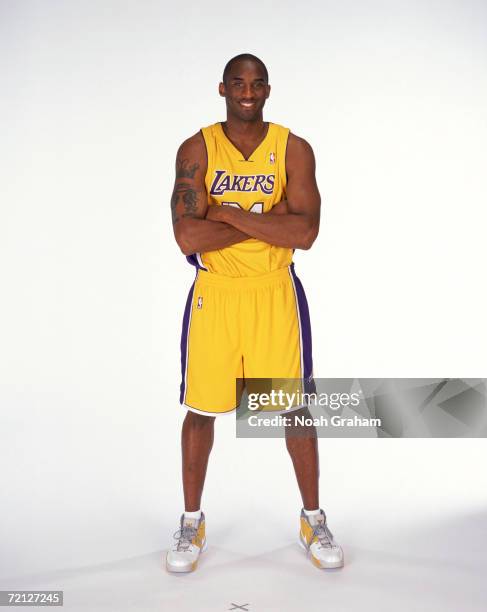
179,263,314,416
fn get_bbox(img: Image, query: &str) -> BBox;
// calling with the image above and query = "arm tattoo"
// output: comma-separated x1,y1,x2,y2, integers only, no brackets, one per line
170,190,179,223
182,188,197,216
171,182,198,224
176,158,199,179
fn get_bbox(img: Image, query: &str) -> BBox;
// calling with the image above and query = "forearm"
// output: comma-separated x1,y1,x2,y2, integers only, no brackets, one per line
175,217,250,255
218,206,317,250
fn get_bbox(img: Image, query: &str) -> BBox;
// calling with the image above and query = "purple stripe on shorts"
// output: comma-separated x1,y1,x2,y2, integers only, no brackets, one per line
179,280,196,404
289,263,314,382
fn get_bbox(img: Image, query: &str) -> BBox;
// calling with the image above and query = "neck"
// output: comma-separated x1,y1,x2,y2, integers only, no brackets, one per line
223,113,266,138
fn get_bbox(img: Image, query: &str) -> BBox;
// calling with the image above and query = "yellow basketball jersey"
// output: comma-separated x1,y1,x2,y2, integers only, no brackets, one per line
191,121,293,277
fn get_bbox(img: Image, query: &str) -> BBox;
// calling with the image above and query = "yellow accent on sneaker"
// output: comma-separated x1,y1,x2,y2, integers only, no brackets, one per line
193,520,205,549
300,515,319,547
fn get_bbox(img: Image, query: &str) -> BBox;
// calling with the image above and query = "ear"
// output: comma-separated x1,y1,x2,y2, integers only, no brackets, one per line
218,82,226,97
266,84,271,99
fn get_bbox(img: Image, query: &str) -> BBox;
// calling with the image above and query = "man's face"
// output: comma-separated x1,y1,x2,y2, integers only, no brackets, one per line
219,60,271,122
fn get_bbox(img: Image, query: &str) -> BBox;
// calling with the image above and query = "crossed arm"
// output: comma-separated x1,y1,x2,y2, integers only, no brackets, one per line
171,132,321,255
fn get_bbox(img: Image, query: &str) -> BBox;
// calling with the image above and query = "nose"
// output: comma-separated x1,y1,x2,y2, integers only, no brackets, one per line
241,83,254,99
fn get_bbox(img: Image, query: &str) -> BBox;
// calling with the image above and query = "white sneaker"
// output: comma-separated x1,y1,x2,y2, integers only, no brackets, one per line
166,512,207,573
299,509,344,569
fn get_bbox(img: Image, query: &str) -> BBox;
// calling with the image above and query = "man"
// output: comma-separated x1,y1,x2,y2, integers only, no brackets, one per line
166,53,344,572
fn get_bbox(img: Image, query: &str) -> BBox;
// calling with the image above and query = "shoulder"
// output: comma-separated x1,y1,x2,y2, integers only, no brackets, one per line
286,132,316,170
176,130,207,161
287,132,315,157
175,130,208,177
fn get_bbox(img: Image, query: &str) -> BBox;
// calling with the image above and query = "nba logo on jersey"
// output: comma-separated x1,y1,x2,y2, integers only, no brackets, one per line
197,296,203,309
269,152,275,164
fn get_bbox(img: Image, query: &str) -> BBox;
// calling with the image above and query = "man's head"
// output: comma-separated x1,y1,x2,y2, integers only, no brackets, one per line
219,54,271,122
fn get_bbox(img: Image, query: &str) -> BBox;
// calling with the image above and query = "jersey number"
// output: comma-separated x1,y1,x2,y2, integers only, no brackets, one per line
222,201,264,214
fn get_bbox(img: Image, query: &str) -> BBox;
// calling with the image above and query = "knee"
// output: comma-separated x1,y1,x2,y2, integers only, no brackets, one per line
184,411,216,430
284,407,317,441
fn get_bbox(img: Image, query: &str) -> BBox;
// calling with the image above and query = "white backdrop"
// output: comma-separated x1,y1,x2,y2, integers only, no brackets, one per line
1,0,486,581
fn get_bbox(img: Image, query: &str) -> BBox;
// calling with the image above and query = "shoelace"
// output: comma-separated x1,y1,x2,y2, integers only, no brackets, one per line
172,523,197,552
311,522,335,549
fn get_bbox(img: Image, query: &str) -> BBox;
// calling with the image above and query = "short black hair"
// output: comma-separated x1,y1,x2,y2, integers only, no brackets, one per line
222,54,269,85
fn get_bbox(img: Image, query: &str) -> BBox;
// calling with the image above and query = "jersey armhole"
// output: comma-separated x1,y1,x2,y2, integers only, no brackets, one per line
280,127,291,191
200,127,213,200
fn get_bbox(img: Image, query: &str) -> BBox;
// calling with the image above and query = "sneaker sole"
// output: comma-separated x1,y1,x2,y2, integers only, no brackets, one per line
299,533,344,569
166,539,207,573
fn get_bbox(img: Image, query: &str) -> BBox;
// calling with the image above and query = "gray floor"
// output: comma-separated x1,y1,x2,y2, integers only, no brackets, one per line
3,511,486,612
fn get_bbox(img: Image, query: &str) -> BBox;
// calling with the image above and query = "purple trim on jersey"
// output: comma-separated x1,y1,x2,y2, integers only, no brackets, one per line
179,279,196,404
186,253,208,271
186,254,201,269
289,263,314,383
